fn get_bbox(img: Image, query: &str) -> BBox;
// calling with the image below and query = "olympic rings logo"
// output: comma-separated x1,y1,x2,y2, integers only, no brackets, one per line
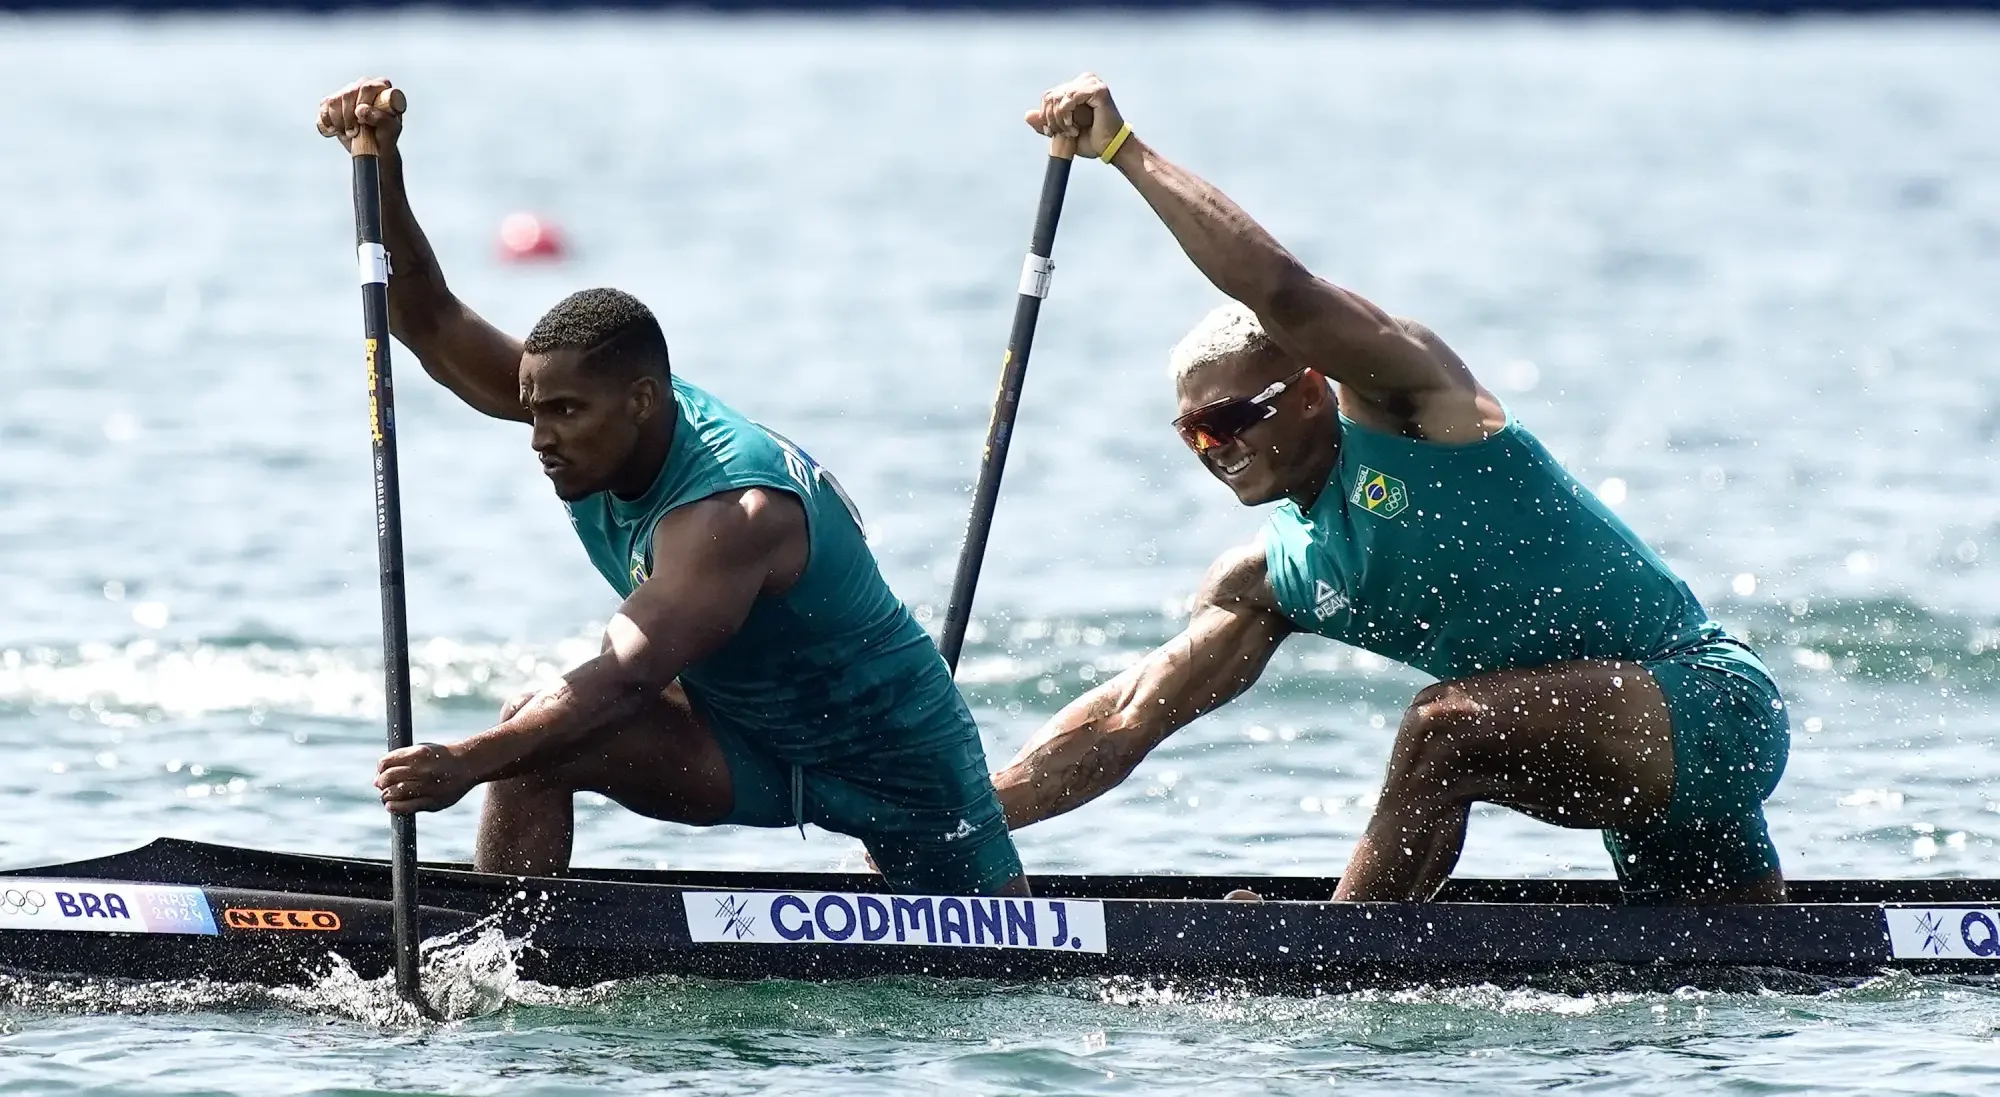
0,889,47,916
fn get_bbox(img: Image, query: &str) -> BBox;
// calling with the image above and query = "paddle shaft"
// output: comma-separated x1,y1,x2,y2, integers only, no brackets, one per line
938,136,1078,672
346,89,424,1009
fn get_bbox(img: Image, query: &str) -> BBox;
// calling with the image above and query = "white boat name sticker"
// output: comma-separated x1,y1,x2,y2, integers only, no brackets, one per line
0,879,217,935
1885,908,2000,959
683,891,1106,953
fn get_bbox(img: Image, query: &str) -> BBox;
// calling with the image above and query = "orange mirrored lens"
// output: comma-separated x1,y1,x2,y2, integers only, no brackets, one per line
1177,425,1223,452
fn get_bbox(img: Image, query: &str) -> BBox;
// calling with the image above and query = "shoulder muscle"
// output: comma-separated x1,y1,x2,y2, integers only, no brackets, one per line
1196,540,1283,618
649,487,809,593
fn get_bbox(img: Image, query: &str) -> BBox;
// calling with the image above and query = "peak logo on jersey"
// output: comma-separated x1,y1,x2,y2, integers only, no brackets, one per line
1313,580,1350,621
1351,467,1410,519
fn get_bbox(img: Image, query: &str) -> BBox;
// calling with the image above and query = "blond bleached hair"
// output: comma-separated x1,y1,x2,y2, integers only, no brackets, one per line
1168,301,1277,381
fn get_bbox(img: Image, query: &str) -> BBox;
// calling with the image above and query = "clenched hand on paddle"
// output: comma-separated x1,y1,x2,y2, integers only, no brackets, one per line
316,77,406,156
1023,72,1132,163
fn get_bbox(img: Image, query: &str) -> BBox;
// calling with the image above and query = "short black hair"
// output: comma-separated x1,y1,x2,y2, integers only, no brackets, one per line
523,288,670,380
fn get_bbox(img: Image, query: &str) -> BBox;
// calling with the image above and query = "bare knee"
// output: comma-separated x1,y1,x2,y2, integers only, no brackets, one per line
1398,684,1486,755
1386,685,1489,802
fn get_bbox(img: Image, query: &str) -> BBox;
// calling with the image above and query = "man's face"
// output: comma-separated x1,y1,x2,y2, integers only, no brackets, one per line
1173,350,1327,506
519,349,657,501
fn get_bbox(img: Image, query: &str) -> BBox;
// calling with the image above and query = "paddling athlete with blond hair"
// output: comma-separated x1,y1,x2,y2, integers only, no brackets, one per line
993,74,1789,903
316,78,1028,897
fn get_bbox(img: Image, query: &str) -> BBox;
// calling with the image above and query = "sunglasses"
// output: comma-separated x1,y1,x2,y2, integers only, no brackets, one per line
1173,369,1311,453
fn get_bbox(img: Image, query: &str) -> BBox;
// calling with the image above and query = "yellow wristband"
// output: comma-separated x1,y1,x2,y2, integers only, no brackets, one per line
1099,122,1133,164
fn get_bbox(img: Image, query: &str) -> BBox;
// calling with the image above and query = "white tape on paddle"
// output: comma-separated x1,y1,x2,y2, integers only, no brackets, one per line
358,243,391,286
1018,254,1054,299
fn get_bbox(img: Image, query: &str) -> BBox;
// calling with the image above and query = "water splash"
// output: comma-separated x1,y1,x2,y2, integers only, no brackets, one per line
270,909,590,1027
0,919,601,1028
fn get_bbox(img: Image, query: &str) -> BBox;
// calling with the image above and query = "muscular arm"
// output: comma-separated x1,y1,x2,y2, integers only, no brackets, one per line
323,80,525,421
992,542,1293,829
377,149,529,422
450,488,805,782
1110,138,1488,426
1032,76,1493,437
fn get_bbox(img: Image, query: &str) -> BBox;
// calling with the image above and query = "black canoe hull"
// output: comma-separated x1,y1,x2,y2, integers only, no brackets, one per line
2,839,1997,991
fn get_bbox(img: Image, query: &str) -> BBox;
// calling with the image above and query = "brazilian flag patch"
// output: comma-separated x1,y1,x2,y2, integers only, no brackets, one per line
1350,466,1410,519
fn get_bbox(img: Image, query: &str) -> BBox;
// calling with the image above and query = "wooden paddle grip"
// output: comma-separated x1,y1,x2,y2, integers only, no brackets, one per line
349,87,407,159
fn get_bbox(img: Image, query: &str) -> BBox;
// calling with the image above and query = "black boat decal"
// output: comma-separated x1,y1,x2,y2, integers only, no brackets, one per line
682,890,1108,953
0,879,217,935
1884,908,2000,959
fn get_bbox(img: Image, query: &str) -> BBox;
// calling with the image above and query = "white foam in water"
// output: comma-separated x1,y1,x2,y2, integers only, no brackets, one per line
1092,976,1669,1021
0,917,591,1026
0,623,1190,718
0,973,271,1016
0,636,600,719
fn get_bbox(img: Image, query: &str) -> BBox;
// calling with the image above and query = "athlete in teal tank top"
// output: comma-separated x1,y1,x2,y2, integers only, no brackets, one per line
567,376,969,768
993,72,1787,904
324,76,1023,896
555,374,1020,893
1260,407,1728,683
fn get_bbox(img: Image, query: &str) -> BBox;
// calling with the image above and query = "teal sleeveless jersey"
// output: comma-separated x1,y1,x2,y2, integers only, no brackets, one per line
565,377,974,767
1263,406,1726,679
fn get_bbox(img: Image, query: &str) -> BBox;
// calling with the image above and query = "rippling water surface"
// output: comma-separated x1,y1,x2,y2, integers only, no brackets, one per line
2,12,1999,1094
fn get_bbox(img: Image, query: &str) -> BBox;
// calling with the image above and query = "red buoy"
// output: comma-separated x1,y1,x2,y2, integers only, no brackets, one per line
498,212,567,261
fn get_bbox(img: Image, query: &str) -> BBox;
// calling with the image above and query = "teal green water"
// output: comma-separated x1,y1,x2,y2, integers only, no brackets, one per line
3,12,2000,1093
5,972,2000,1093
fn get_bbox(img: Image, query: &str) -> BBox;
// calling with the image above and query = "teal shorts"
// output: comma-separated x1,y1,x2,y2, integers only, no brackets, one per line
711,723,1024,896
1603,637,1790,902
